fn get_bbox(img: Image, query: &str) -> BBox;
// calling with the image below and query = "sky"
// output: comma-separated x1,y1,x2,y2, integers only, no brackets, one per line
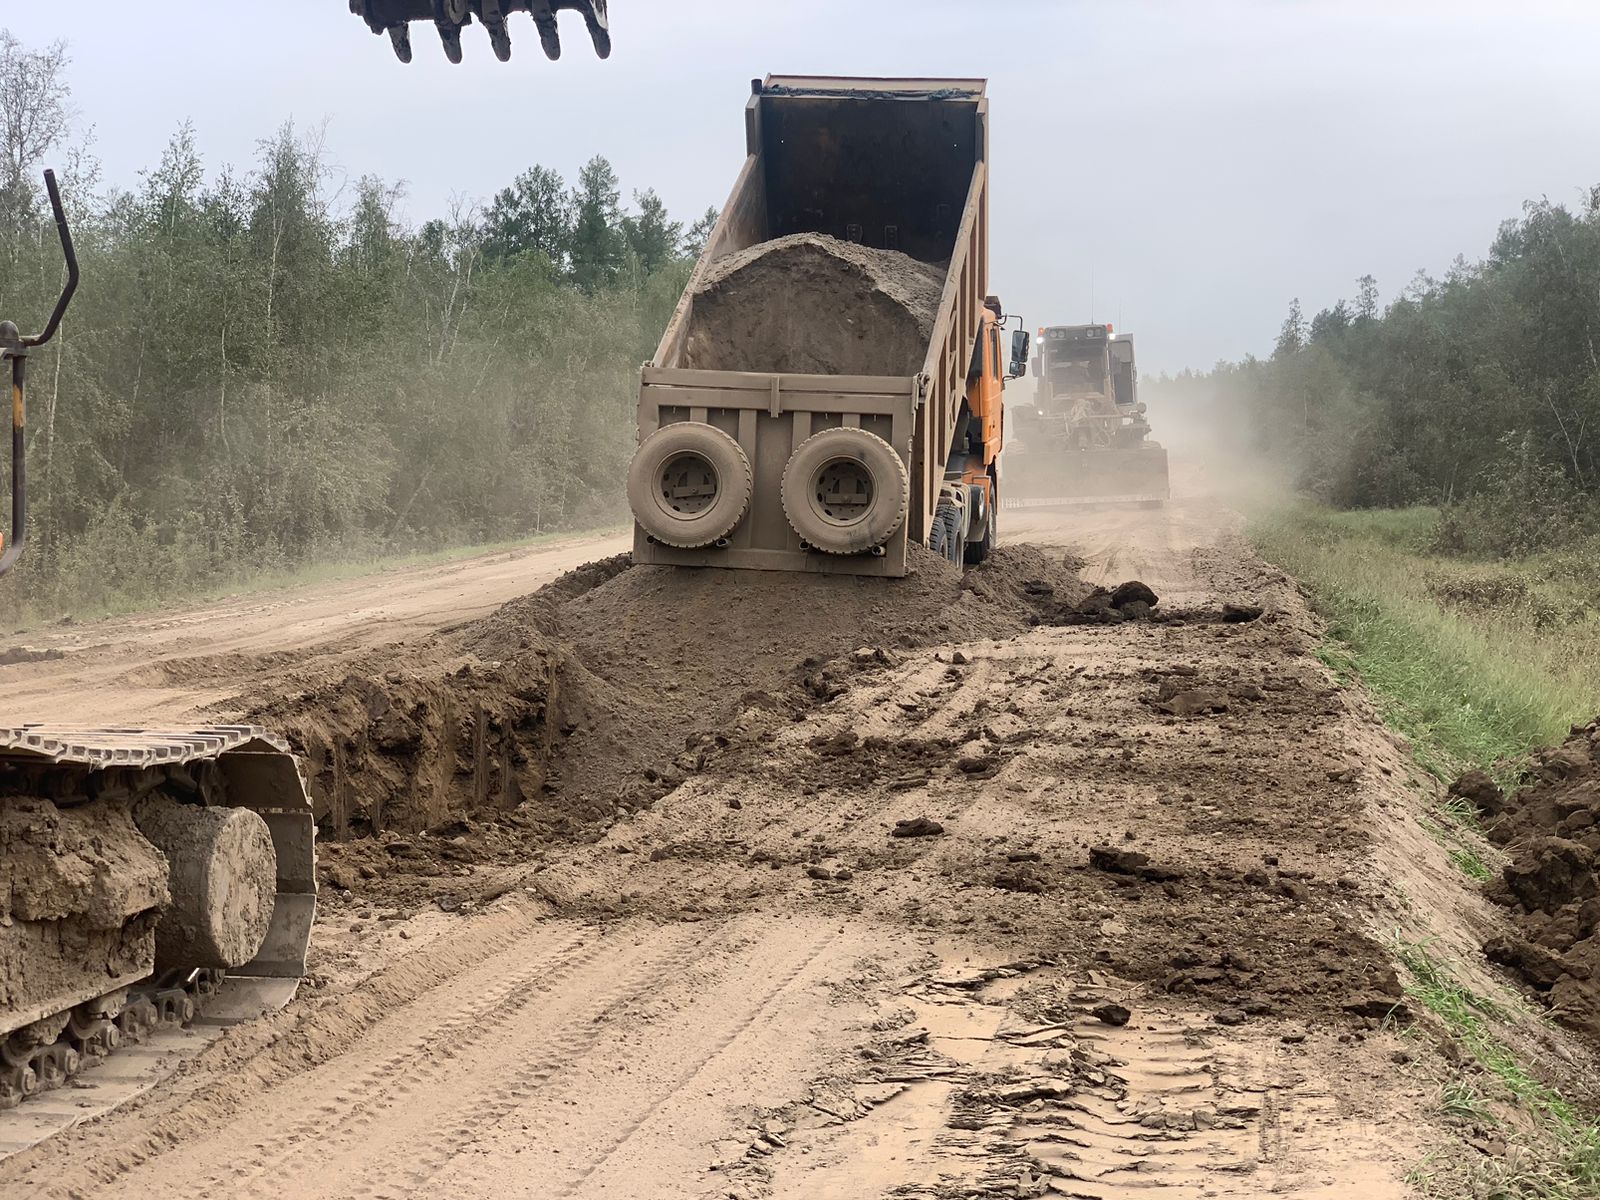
6,1,1600,373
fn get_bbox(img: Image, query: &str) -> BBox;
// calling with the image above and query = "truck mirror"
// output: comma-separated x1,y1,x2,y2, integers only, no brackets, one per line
1009,330,1030,378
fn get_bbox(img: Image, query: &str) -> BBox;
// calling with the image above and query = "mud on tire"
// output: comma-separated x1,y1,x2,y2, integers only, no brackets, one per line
780,427,909,555
627,423,754,549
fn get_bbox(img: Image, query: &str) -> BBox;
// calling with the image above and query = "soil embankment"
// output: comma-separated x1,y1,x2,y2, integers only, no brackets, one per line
246,543,1086,842
1455,727,1600,1042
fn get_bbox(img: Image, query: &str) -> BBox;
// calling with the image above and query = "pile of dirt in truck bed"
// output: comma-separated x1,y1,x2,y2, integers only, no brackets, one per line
247,545,1086,847
679,232,946,375
1452,722,1600,1043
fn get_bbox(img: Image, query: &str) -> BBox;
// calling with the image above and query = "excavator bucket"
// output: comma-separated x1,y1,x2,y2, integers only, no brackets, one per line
350,0,611,63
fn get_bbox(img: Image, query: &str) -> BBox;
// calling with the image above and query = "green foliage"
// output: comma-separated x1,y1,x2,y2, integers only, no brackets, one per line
481,164,572,270
0,32,709,623
568,153,624,293
1149,188,1600,543
684,206,719,259
1431,434,1597,558
1251,504,1600,781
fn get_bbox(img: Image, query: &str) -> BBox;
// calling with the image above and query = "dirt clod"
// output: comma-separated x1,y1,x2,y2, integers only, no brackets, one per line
1153,687,1232,717
1449,769,1507,819
1222,603,1265,623
892,816,945,839
1091,1002,1131,1026
1111,581,1159,610
1468,724,1600,1043
1088,845,1183,883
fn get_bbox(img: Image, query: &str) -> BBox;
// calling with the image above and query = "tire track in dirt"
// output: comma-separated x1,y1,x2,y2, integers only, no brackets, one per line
765,970,1418,1200
184,928,599,1192
5,898,559,1199
328,927,713,1200
543,927,842,1199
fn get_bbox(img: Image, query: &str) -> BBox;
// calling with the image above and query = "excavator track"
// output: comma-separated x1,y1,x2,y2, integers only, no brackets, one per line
0,726,316,1159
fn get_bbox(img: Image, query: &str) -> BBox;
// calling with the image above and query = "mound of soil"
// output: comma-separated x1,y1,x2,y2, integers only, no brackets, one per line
1456,721,1600,1042
679,233,946,376
495,542,1086,821
247,545,1086,848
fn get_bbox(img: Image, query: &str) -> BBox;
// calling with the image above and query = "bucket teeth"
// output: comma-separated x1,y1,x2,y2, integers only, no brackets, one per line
387,23,413,62
481,0,513,61
437,20,464,62
356,1,610,63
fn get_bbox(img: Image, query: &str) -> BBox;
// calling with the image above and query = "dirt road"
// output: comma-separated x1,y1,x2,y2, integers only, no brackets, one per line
0,531,631,726
0,478,1558,1197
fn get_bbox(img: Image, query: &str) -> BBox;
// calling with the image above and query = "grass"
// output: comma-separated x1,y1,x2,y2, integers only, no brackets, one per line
1395,937,1600,1199
1251,503,1600,785
2,524,627,635
1255,500,1600,1194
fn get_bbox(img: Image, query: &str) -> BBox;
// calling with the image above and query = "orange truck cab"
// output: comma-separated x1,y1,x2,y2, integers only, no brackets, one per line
938,296,1024,564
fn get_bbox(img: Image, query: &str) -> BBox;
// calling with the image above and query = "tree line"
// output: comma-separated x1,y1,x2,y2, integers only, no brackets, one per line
1147,186,1600,556
0,30,715,619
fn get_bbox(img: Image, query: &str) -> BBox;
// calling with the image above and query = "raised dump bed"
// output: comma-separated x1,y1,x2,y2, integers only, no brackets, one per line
629,75,1025,577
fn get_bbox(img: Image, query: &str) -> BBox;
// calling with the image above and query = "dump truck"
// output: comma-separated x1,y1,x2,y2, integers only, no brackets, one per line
1005,323,1170,506
626,75,1029,577
1,178,317,1133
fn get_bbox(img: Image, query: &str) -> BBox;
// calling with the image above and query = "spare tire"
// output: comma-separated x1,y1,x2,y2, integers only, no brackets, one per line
780,427,909,555
627,423,753,548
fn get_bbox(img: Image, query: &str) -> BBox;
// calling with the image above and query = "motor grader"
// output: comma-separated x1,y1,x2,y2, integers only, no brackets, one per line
0,0,615,1140
1005,324,1170,507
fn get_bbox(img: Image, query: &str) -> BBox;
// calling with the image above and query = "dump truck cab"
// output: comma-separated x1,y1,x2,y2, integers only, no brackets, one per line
942,296,1016,563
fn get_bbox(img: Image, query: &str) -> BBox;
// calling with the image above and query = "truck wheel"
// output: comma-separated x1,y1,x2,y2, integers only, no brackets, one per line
964,474,997,565
781,428,909,555
935,502,963,565
627,423,753,549
963,508,994,565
